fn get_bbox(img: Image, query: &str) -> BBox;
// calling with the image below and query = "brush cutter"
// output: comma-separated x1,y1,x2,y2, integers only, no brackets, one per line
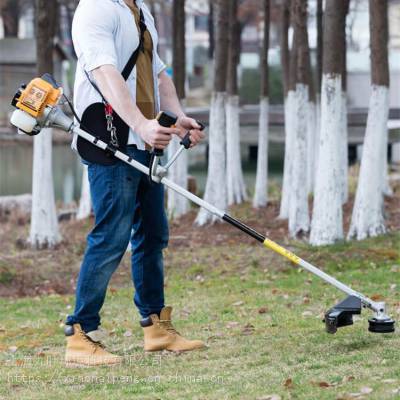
10,75,395,335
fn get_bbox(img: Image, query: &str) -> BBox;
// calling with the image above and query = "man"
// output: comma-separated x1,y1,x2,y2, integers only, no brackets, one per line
65,0,205,367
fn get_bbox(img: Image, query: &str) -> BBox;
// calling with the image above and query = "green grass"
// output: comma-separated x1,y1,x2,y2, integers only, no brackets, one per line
0,234,399,400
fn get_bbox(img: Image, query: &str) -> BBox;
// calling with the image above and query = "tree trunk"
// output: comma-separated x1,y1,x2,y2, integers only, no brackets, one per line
196,0,229,225
226,0,247,205
29,0,61,249
306,18,316,195
288,0,310,238
168,0,189,218
340,0,350,204
1,0,20,37
253,0,270,208
206,0,215,90
76,165,91,220
313,0,323,179
348,0,389,240
278,0,292,219
172,0,185,100
208,0,214,60
310,0,345,246
316,0,323,94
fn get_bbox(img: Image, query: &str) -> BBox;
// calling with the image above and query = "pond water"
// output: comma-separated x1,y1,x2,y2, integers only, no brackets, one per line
0,141,284,203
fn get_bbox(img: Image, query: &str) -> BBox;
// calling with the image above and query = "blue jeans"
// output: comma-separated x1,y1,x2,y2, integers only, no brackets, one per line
66,147,168,333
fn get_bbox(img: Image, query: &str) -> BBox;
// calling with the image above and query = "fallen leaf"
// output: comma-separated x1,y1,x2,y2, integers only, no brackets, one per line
195,274,205,283
302,311,313,317
318,381,331,388
371,294,383,301
360,387,373,394
109,288,117,294
232,301,244,306
242,323,255,335
258,307,268,314
284,378,294,389
181,307,191,316
257,395,281,400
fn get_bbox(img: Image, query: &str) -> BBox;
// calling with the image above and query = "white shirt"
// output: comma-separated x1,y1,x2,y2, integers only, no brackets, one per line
71,0,166,150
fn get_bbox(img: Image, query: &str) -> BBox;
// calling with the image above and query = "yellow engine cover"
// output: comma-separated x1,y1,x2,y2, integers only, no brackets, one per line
16,78,62,118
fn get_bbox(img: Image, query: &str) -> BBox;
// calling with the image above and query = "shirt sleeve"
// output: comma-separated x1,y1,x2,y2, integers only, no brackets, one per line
72,0,118,72
155,52,166,75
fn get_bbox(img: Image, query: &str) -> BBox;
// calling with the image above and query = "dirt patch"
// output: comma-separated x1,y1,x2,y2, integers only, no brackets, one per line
0,180,398,298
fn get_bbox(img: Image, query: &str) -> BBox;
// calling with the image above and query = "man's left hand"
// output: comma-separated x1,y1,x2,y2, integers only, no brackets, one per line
176,116,205,148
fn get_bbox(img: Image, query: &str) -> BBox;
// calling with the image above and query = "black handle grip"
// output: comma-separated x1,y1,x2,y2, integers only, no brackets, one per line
180,121,205,149
155,111,178,156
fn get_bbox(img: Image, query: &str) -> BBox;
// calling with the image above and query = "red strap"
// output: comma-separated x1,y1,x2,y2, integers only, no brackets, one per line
105,103,113,116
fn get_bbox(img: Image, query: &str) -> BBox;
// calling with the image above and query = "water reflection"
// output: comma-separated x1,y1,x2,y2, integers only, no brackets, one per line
0,142,284,201
0,142,83,202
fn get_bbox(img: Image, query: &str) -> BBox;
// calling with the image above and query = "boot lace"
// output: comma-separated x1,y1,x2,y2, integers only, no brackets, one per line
159,319,180,335
79,330,105,350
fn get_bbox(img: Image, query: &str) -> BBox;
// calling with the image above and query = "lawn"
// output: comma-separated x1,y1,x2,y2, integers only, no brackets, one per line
0,229,399,400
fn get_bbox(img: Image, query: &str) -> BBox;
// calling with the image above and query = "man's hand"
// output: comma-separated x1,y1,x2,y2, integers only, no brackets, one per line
136,118,181,150
176,116,206,147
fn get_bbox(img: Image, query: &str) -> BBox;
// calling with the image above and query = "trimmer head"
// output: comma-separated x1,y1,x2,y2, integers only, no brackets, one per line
368,317,395,333
324,295,361,334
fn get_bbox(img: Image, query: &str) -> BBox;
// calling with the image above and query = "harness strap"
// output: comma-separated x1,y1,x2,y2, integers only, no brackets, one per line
84,8,147,102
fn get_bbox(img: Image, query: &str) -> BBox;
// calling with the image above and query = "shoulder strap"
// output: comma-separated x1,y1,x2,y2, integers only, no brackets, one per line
122,8,147,80
85,8,147,102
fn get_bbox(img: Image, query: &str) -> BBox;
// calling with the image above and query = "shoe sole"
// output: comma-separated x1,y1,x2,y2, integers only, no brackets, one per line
65,360,123,368
144,345,207,353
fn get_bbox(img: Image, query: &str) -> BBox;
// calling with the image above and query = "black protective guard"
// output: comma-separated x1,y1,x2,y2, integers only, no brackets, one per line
77,103,129,165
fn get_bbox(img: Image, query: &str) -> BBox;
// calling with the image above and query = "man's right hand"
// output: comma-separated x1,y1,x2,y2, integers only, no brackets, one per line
136,118,181,150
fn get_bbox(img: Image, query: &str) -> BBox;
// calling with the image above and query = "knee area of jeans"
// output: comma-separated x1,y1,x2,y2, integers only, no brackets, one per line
133,234,169,252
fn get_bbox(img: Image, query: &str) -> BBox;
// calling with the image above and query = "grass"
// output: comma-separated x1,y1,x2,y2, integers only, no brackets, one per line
0,233,399,400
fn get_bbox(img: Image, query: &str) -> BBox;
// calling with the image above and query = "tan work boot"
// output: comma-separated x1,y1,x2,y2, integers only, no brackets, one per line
141,306,205,352
64,323,122,367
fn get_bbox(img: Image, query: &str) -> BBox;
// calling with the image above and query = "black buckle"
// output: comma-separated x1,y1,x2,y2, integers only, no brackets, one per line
324,296,361,334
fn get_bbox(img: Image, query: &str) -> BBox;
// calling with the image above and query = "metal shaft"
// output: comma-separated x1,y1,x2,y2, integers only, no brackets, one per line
62,115,381,314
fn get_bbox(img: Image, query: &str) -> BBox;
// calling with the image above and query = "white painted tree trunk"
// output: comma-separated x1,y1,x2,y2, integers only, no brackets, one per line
76,165,92,220
279,91,295,219
314,95,321,186
195,92,227,225
340,92,349,203
168,136,189,218
253,97,269,208
226,95,247,205
310,75,344,246
289,84,310,237
29,128,61,248
306,100,317,194
348,85,389,240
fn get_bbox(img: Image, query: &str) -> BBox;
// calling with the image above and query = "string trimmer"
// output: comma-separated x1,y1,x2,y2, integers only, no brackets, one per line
10,75,395,334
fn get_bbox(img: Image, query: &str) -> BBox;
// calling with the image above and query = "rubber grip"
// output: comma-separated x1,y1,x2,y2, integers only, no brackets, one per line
180,121,205,149
155,111,178,156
